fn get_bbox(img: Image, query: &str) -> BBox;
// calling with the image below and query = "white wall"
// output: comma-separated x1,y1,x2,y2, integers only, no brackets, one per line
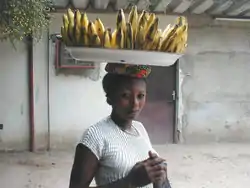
0,42,29,151
178,25,250,143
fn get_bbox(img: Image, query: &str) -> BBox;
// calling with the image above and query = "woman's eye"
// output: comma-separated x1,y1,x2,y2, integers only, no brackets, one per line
138,94,145,99
121,93,130,99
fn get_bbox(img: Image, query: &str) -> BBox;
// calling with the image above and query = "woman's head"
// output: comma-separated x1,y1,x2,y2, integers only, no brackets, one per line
102,73,147,121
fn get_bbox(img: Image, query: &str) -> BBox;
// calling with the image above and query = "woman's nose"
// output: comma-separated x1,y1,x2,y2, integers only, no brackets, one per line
131,97,140,109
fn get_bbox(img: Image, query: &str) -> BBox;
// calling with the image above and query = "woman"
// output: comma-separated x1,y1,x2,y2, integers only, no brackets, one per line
69,63,172,188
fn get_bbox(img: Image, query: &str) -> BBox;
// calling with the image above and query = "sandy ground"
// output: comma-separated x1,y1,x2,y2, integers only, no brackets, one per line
0,143,250,188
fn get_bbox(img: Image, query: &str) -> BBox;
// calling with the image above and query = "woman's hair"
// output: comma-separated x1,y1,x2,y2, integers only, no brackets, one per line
102,73,146,105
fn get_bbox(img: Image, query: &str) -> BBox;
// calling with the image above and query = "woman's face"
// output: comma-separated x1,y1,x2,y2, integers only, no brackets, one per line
111,78,146,121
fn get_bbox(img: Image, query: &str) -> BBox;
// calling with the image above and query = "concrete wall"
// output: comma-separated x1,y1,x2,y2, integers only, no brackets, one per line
0,42,29,151
0,13,250,150
178,24,250,143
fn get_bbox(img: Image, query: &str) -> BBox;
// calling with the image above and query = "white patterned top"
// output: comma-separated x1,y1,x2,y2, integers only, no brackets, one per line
79,116,156,188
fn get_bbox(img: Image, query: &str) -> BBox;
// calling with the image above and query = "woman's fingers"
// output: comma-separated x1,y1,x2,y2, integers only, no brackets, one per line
148,151,158,158
148,169,166,182
152,163,167,171
146,157,165,166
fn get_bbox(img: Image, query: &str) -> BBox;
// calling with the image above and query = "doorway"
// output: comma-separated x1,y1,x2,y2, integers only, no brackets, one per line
137,64,176,144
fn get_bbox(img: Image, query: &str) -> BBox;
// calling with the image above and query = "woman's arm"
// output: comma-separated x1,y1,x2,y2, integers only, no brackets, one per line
69,144,132,188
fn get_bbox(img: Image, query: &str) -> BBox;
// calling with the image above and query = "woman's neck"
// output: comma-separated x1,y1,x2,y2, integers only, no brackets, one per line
110,111,132,130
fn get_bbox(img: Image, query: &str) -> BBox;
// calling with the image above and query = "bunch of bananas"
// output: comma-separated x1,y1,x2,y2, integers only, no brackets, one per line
61,8,104,47
60,6,188,54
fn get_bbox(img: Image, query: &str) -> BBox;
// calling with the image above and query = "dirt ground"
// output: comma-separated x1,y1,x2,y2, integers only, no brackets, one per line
0,143,250,188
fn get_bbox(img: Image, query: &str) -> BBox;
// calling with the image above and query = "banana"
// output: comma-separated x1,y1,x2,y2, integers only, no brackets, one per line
118,27,125,49
94,18,105,43
103,30,112,48
138,10,148,29
61,26,67,44
88,22,101,47
145,11,150,20
80,27,89,47
88,22,98,37
63,14,69,31
161,24,171,38
151,29,162,51
81,12,89,30
125,23,133,49
67,8,74,24
80,26,89,46
74,10,82,44
67,8,75,44
159,24,178,51
116,9,126,32
75,10,81,28
111,28,124,49
144,17,159,50
128,5,138,47
175,16,187,26
178,25,188,53
145,13,156,33
135,26,145,50
92,35,102,47
111,29,118,49
164,25,187,53
62,15,69,44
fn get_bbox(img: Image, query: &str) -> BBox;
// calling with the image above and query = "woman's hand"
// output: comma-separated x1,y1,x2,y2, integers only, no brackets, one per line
148,151,168,185
126,151,166,187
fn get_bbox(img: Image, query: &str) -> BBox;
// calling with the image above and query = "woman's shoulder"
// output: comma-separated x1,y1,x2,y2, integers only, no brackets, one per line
83,116,112,136
79,116,112,159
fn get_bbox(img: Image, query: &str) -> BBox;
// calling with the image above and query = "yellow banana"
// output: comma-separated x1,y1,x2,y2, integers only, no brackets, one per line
81,12,89,30
175,16,187,26
111,28,124,49
88,22,101,47
159,24,178,51
88,22,98,37
75,10,81,28
103,30,112,48
162,24,171,38
167,35,180,53
67,8,75,43
118,27,125,49
74,10,82,44
151,29,162,51
145,13,156,33
67,8,74,24
94,18,105,43
128,5,138,46
125,23,133,49
92,35,101,47
138,10,148,29
61,26,67,44
135,26,145,50
178,25,188,53
145,17,159,42
164,25,186,52
73,26,81,44
63,14,69,32
80,26,89,46
145,11,150,20
111,29,118,49
116,9,126,32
